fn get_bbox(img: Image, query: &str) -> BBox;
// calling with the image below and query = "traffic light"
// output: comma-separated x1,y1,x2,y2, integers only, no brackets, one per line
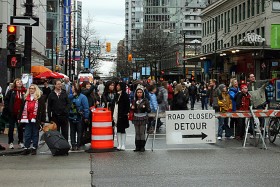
128,54,132,62
7,54,22,68
160,70,164,75
106,42,111,52
7,25,17,54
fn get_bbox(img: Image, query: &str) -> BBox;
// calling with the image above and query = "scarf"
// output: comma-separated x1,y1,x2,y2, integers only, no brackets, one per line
20,94,38,123
13,87,26,115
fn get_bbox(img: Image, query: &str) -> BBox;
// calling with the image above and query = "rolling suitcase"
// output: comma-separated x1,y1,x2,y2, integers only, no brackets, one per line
44,131,70,156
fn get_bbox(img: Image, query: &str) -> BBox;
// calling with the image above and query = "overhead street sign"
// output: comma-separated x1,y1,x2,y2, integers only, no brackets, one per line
133,58,145,61
166,110,216,144
10,16,39,26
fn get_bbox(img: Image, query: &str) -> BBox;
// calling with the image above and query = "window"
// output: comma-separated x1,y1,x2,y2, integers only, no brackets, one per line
231,8,234,25
261,26,265,38
227,10,230,32
256,0,260,14
256,28,260,35
252,0,255,16
273,0,280,11
239,4,242,22
224,12,227,33
261,0,265,12
234,35,237,46
221,14,223,29
235,7,238,23
243,3,246,20
247,0,250,18
218,15,220,30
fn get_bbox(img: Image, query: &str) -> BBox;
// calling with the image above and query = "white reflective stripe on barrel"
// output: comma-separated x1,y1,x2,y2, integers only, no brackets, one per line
92,122,112,127
92,135,113,140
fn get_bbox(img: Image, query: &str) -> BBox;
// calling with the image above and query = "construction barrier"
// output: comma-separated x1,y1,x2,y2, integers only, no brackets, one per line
87,108,114,153
148,110,280,118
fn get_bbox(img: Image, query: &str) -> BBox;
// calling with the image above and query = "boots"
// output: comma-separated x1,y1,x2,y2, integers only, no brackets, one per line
120,133,126,150
134,140,141,152
117,133,121,150
140,140,146,152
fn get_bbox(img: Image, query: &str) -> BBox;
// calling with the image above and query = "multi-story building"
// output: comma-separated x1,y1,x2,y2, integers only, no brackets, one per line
0,0,47,87
198,0,280,82
125,0,144,55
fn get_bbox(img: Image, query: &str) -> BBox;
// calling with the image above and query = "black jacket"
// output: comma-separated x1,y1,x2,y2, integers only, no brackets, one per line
172,91,188,110
4,88,26,117
132,98,151,114
115,82,130,129
47,90,70,120
81,84,96,107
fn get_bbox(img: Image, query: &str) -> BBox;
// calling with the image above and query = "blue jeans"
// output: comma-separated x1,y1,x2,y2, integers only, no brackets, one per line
24,122,39,149
218,117,232,138
201,97,208,110
70,119,83,147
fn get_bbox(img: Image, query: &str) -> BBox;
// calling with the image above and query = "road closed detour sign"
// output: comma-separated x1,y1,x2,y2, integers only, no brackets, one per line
166,110,216,144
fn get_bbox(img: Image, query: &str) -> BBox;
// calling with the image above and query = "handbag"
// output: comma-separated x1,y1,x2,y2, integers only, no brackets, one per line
43,121,57,132
128,110,134,121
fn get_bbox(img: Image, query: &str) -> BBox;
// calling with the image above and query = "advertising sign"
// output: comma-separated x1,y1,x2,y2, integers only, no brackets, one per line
271,24,280,49
63,0,71,45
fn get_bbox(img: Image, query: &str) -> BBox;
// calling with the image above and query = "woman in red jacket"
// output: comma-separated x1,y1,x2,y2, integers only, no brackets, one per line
19,84,46,155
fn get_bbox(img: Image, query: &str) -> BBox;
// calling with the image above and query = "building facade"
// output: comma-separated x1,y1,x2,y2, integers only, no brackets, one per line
0,0,47,87
199,0,280,82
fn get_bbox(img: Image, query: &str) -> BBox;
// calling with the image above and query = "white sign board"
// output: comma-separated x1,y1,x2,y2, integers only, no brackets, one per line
166,110,216,144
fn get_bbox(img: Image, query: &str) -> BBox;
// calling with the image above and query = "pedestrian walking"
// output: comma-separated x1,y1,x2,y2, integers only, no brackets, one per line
19,84,46,155
171,84,188,110
217,84,233,140
113,82,130,150
68,84,89,151
62,77,72,95
200,84,209,110
4,78,26,149
48,79,71,141
188,80,197,110
131,85,151,152
42,81,52,103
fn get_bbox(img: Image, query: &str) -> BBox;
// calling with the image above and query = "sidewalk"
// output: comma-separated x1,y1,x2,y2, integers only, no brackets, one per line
0,133,24,155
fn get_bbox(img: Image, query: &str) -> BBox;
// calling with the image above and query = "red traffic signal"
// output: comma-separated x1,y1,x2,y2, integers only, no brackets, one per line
7,25,17,54
7,54,22,68
161,70,164,75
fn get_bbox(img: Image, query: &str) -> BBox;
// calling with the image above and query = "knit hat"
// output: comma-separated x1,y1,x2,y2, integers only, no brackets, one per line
218,84,226,91
240,84,247,90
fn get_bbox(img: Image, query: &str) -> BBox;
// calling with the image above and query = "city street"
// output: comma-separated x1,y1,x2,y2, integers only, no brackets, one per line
1,102,280,187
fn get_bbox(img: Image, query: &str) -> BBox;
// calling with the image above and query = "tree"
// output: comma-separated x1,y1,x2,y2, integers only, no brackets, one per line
81,13,101,71
132,29,172,80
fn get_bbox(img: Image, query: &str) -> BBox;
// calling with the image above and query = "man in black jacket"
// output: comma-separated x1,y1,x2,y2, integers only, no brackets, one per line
48,79,71,141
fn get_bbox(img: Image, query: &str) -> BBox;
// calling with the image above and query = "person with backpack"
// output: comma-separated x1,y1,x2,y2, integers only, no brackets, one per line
68,84,89,151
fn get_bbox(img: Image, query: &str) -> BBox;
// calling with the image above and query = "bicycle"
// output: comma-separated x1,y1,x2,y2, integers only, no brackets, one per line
267,104,280,143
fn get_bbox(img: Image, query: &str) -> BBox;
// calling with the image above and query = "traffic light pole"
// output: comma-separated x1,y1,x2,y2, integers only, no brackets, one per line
11,0,17,81
23,0,33,73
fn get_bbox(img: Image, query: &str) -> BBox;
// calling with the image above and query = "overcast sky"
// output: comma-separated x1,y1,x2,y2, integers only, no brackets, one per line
82,0,125,51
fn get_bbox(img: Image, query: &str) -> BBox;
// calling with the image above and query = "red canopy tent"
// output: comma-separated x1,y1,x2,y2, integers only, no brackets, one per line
34,71,64,79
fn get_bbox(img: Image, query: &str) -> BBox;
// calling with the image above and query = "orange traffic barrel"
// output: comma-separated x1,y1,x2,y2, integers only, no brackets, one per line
88,108,114,152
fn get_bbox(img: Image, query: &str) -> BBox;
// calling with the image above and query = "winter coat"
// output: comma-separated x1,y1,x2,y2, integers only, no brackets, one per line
68,93,90,120
167,84,174,100
149,92,158,112
171,91,188,110
81,84,96,107
47,89,71,120
18,95,46,127
158,86,168,112
102,92,116,112
132,98,151,114
115,83,130,129
217,92,232,112
228,86,239,111
209,85,219,111
4,88,26,117
188,85,197,97
235,92,250,111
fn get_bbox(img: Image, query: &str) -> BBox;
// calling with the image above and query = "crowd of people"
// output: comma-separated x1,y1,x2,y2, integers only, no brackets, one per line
0,73,277,153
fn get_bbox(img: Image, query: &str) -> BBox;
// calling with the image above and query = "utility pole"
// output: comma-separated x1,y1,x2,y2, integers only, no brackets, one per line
214,16,218,79
68,13,72,79
23,0,33,73
11,0,17,81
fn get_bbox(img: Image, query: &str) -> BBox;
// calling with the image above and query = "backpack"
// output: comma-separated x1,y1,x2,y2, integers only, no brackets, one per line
157,89,164,104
